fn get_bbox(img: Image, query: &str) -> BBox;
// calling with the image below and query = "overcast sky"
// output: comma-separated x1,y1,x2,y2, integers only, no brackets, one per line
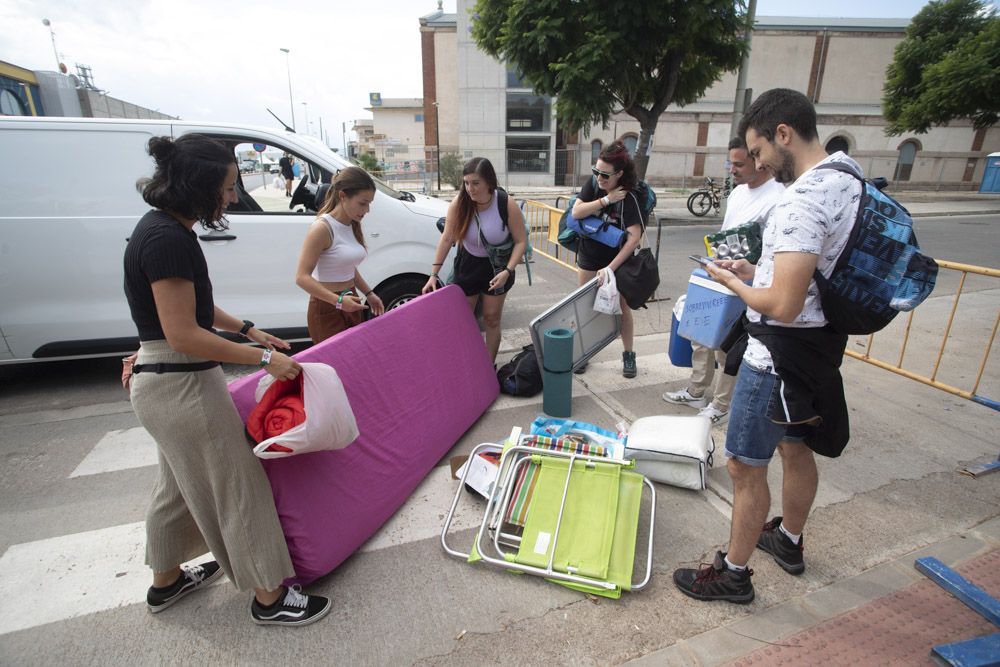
2,0,994,150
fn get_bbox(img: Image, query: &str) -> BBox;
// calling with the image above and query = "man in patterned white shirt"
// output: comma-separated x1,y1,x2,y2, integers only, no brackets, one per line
673,88,861,604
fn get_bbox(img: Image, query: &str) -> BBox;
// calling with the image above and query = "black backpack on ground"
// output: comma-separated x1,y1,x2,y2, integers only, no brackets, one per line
497,344,543,397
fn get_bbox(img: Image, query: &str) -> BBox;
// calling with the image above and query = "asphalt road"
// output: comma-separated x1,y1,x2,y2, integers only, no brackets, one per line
0,213,996,665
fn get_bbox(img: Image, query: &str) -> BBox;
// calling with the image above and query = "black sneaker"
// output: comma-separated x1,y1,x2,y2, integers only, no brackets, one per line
147,561,224,613
673,551,754,604
622,351,637,378
250,585,332,626
756,516,805,575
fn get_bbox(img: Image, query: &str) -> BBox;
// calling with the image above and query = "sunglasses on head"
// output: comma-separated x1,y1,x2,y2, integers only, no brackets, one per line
591,167,618,179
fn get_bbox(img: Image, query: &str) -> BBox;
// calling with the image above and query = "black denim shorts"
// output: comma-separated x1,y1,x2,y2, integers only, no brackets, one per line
453,246,515,297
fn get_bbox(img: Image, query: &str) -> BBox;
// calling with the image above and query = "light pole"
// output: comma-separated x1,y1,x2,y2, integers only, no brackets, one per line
279,48,295,130
301,101,309,136
41,19,61,71
433,101,441,191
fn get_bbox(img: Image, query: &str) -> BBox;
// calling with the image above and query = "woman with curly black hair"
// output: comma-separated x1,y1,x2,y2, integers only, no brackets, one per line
124,134,330,627
571,140,645,378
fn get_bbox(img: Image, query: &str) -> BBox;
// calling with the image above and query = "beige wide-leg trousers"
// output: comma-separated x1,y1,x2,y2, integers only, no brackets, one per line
130,340,294,591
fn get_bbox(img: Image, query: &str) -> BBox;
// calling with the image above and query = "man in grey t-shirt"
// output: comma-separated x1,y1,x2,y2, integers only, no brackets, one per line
673,88,860,604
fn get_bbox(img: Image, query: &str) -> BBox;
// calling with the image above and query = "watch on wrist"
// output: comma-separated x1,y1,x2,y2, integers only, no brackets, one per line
239,319,254,338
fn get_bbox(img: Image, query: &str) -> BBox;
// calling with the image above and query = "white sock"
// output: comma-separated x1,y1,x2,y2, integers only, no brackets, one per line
724,556,747,572
779,522,801,545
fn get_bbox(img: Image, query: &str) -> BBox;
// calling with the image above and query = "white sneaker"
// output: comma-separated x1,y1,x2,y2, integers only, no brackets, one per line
698,405,729,425
662,388,707,409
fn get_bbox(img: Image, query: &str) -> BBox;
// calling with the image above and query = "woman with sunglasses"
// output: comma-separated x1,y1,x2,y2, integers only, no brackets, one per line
571,141,645,378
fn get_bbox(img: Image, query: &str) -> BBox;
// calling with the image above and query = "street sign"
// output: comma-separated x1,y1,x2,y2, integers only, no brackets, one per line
252,143,266,152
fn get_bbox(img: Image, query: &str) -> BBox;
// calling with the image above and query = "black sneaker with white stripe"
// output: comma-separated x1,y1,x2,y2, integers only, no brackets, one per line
250,585,331,626
147,561,224,613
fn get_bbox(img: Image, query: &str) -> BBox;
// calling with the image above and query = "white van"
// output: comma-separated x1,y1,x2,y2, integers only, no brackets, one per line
0,117,451,364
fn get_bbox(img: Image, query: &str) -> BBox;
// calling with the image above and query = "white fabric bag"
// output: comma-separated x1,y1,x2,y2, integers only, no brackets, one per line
624,415,715,490
251,362,359,459
593,268,622,315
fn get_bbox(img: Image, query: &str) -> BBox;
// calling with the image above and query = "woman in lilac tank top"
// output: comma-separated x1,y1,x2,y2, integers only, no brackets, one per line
422,158,527,363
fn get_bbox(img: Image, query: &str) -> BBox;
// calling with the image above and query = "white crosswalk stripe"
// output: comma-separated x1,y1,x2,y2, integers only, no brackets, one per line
70,427,157,477
0,522,158,635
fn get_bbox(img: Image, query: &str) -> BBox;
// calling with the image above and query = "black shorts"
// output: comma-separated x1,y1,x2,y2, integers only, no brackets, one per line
576,236,621,272
452,246,515,297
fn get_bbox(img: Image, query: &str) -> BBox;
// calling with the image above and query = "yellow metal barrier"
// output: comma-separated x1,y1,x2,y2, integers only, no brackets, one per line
844,259,999,414
522,199,578,272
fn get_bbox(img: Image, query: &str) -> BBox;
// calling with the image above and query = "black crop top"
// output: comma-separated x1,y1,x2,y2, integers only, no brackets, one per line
123,210,215,341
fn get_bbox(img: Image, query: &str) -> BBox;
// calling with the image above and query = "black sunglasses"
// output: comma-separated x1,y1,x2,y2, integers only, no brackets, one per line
591,167,618,179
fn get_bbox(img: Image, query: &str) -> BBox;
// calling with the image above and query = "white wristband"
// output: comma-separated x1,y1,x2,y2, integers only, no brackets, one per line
259,348,273,367
601,196,610,207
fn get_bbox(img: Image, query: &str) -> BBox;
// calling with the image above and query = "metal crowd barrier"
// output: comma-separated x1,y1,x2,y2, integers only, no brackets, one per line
521,199,578,271
844,259,999,413
844,259,999,476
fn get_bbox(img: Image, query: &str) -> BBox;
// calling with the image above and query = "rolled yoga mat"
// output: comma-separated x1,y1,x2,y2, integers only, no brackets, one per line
542,327,574,417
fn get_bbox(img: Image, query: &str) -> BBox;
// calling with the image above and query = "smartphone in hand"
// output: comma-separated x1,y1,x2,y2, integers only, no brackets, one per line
689,254,714,266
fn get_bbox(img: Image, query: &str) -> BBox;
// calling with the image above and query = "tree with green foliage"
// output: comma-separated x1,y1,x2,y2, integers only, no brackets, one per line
355,152,380,175
439,152,464,189
471,0,749,178
883,0,999,135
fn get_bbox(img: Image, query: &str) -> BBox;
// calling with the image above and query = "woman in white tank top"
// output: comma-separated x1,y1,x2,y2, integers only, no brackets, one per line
422,157,527,363
295,167,383,343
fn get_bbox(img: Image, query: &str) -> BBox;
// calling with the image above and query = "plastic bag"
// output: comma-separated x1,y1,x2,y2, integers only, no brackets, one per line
593,269,622,315
250,362,359,459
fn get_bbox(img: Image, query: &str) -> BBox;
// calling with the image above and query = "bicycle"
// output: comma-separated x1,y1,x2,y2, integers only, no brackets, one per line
686,177,723,217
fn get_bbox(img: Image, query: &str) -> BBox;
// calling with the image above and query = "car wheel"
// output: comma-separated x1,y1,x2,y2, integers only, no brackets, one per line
376,274,430,311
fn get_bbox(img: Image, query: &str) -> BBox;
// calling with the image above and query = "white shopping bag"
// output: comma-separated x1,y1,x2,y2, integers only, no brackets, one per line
593,269,622,315
251,362,359,459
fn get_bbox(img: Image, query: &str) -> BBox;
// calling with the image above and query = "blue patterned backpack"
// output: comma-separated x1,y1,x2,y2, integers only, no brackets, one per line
813,163,938,335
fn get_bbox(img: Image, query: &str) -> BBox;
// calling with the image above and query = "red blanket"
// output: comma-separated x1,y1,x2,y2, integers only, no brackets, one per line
247,376,306,454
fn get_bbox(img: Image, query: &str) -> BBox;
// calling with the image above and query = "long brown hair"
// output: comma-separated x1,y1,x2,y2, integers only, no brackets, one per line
454,157,498,241
318,166,375,247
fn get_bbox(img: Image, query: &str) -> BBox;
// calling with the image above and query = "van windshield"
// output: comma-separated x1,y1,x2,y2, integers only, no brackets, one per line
295,135,407,200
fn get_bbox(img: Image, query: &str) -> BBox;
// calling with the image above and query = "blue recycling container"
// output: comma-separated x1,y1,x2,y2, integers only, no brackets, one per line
677,268,746,349
668,311,693,367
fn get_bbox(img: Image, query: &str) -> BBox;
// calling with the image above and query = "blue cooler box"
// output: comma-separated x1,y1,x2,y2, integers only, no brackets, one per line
668,297,693,367
677,268,746,348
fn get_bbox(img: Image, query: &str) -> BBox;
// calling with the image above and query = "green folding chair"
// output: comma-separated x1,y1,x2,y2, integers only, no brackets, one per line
442,436,655,598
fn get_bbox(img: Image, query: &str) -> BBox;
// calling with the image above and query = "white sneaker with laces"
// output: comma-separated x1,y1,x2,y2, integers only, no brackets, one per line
698,404,729,425
661,388,707,409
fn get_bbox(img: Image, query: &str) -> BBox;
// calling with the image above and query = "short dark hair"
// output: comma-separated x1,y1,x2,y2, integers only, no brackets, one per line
738,88,819,144
728,136,747,151
142,135,235,231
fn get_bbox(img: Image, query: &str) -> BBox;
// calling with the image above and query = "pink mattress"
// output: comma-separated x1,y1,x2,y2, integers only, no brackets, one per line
228,285,498,584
